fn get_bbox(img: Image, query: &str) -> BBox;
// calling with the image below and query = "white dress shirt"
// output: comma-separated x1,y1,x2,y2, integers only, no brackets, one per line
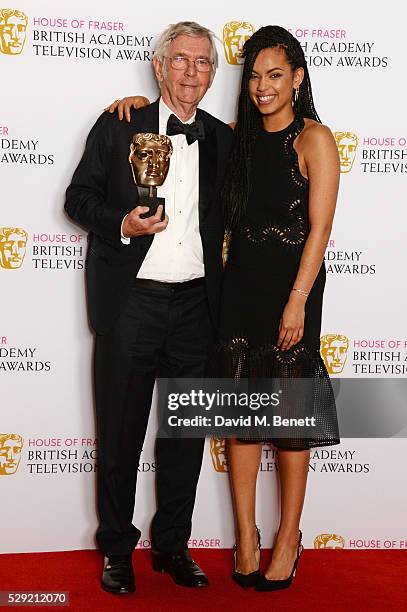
121,98,204,282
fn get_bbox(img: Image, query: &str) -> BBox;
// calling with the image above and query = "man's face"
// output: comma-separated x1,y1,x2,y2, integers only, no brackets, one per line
0,14,27,55
0,437,23,475
0,232,28,269
224,25,254,65
321,339,348,374
335,133,358,173
154,35,213,110
130,138,172,187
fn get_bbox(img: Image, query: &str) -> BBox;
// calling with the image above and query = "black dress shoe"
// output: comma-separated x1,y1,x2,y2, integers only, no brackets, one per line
152,549,208,587
101,554,135,594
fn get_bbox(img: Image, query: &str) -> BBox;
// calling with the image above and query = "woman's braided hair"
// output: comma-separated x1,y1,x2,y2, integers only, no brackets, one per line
222,25,321,230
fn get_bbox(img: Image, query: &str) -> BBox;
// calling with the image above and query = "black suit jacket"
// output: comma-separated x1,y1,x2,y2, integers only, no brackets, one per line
65,100,234,334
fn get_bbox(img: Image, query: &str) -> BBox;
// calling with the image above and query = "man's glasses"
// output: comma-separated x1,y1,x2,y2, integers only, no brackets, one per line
166,55,213,73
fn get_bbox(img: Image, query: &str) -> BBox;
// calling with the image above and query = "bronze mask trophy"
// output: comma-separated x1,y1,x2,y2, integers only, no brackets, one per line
129,133,173,219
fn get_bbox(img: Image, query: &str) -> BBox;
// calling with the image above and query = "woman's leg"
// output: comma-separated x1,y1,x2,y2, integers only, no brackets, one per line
264,448,309,579
227,439,262,573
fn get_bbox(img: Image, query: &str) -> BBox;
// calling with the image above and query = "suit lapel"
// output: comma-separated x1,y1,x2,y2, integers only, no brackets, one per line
134,98,159,133
197,109,218,226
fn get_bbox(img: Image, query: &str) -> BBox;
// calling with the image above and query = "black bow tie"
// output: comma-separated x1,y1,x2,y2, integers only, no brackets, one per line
166,114,205,145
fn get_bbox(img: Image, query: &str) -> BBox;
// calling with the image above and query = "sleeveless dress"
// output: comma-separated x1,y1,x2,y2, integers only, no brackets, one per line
218,118,340,449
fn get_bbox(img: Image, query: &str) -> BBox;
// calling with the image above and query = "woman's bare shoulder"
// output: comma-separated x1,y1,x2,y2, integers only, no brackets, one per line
301,119,335,145
298,119,339,169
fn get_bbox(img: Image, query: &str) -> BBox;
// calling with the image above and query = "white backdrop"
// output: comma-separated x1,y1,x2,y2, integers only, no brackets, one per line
1,0,406,554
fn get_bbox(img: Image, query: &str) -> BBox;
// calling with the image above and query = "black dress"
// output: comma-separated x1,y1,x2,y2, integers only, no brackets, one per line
218,118,340,449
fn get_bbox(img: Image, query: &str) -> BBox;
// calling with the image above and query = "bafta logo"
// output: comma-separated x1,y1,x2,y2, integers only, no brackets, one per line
129,132,173,219
129,133,173,188
223,21,255,65
0,9,28,55
314,533,345,549
320,334,350,375
334,131,359,173
210,438,228,472
0,434,23,475
0,227,28,269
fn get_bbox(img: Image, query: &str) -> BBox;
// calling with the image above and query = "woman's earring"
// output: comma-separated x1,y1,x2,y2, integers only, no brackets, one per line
294,88,299,103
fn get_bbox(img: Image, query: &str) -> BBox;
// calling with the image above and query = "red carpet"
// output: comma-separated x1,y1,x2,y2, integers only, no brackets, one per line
0,549,406,611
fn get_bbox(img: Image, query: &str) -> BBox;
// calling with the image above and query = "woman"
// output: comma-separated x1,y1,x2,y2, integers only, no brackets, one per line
106,24,340,591
218,25,340,591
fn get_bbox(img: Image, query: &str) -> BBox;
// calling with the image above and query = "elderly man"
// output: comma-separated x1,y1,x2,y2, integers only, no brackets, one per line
65,22,233,595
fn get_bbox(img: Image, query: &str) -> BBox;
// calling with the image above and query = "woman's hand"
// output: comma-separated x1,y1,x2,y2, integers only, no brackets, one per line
277,292,306,351
105,96,151,122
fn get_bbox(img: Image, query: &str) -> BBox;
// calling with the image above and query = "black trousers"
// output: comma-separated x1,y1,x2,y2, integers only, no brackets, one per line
94,279,212,555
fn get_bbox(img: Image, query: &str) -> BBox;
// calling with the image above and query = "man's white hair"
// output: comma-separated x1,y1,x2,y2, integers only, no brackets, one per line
153,21,218,75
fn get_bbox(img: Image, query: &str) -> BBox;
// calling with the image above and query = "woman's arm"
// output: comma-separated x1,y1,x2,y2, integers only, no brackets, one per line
277,123,340,351
105,96,151,121
105,97,236,127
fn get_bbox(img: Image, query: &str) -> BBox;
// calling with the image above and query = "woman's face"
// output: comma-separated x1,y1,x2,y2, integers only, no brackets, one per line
248,46,303,117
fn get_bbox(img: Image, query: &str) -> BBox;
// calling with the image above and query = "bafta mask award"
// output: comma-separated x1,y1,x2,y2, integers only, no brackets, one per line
129,133,173,219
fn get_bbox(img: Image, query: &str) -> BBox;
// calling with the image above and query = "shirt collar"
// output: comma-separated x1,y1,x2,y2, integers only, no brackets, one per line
159,97,197,129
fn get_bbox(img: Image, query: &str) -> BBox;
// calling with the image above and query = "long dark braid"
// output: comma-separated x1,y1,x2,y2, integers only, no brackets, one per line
222,25,321,231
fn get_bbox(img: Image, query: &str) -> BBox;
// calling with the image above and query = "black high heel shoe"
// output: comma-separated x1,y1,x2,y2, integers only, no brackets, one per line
232,526,261,588
255,530,303,592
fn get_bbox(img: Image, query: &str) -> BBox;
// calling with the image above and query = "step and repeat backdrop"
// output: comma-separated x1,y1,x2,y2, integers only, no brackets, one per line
1,0,406,553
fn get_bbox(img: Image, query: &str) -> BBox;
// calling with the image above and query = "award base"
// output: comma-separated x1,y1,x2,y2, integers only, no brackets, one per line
139,196,165,220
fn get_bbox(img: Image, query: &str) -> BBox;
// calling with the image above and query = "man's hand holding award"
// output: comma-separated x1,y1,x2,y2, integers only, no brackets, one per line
122,132,173,238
